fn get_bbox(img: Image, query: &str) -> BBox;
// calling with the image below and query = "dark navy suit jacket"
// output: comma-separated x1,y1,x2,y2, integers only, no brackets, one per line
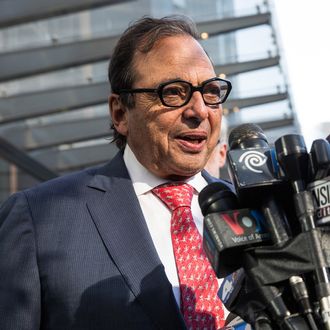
0,151,232,330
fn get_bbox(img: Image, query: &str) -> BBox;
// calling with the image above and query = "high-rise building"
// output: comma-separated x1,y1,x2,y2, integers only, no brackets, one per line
0,0,299,201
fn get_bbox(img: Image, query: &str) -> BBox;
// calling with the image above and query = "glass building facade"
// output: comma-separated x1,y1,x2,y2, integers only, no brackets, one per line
0,0,299,202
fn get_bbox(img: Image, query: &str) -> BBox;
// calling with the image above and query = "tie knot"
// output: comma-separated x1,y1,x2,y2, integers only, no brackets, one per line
152,182,194,211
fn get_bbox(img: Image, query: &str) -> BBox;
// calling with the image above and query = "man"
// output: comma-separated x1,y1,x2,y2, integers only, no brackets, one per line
0,16,234,329
204,116,228,179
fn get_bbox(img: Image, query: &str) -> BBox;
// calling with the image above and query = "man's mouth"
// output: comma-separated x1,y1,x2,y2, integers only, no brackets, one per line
176,132,207,151
180,135,205,144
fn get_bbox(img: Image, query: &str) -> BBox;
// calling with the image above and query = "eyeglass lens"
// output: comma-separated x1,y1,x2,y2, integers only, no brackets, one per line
161,79,228,107
162,82,190,107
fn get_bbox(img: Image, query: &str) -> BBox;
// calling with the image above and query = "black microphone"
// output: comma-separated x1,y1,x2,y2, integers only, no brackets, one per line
309,139,330,181
227,123,290,246
226,124,314,329
227,123,283,205
275,134,330,330
307,139,330,226
199,182,283,329
199,181,312,328
199,181,238,215
199,181,270,278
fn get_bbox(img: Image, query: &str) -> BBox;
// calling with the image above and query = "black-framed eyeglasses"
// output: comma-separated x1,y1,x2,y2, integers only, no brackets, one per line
117,77,232,108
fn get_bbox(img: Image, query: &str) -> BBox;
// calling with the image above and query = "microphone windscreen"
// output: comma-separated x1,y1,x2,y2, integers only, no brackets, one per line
228,123,268,150
275,134,307,160
198,182,238,216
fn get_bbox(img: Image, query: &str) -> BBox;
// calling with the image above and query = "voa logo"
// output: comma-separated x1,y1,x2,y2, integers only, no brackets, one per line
221,210,264,235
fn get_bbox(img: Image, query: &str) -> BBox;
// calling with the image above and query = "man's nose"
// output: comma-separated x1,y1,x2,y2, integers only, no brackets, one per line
182,91,209,121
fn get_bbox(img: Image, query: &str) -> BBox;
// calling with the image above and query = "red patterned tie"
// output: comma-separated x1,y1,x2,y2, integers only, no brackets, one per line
152,182,225,330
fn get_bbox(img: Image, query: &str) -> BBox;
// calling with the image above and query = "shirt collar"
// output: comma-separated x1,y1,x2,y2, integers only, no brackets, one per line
123,145,208,196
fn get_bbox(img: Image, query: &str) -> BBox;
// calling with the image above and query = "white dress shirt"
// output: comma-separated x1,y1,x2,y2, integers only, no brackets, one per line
123,145,228,318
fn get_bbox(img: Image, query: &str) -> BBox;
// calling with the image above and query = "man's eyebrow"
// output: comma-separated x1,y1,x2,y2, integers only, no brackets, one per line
155,77,183,85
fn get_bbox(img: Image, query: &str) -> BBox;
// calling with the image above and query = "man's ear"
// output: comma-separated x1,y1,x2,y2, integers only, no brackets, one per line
109,94,128,136
219,143,227,168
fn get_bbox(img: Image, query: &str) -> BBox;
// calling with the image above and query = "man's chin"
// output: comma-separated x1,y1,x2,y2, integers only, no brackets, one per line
165,162,205,180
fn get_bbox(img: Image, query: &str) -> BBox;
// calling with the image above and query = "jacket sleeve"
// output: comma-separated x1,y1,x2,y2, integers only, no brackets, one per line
0,192,41,330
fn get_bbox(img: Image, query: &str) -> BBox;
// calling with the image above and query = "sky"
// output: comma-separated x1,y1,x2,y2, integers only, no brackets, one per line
273,0,330,148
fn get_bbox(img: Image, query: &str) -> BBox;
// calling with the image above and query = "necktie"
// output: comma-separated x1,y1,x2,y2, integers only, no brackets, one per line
152,182,225,330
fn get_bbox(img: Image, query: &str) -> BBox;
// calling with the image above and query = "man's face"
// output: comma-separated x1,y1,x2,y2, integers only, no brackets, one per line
111,35,223,180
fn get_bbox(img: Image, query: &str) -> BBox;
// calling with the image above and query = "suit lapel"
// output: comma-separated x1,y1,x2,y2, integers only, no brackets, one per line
86,152,185,329
202,169,235,191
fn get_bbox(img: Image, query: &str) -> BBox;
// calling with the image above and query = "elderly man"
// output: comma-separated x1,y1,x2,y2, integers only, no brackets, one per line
0,16,234,329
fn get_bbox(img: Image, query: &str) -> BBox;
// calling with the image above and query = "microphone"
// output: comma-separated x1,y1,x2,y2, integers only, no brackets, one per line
275,134,330,329
199,181,270,278
199,182,277,328
226,123,283,205
226,124,314,329
227,123,290,246
198,183,267,328
307,139,330,226
309,139,330,181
